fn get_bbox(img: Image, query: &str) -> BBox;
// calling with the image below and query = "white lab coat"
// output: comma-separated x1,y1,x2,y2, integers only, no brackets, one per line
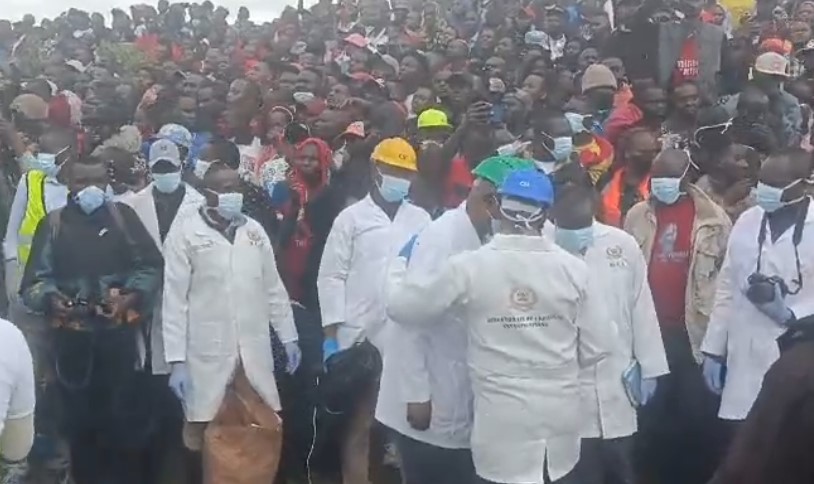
387,233,611,483
546,222,669,439
162,212,297,422
317,195,431,351
701,201,814,420
121,183,203,375
378,203,480,449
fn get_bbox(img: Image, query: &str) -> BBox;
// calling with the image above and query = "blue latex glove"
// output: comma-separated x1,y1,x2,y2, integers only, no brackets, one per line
639,377,658,406
168,362,190,401
323,337,339,364
284,341,302,374
755,283,795,324
702,356,725,395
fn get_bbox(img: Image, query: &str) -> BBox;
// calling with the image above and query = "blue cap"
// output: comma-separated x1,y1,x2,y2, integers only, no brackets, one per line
499,169,554,206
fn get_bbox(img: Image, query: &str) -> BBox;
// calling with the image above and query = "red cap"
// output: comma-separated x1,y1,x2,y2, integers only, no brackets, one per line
344,33,368,49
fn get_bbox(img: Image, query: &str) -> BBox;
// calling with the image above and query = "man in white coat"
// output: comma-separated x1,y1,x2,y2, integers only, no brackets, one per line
702,148,814,440
317,137,430,484
548,166,669,484
122,139,204,375
380,156,534,484
121,139,204,480
161,161,300,456
388,169,610,484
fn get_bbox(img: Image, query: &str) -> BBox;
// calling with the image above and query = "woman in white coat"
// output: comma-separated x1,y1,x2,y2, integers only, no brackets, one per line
161,161,299,453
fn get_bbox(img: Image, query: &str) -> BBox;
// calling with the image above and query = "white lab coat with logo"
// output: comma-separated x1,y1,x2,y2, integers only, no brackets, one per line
379,203,480,449
121,183,204,375
162,212,297,422
387,233,611,483
702,202,814,420
546,222,669,439
318,195,431,351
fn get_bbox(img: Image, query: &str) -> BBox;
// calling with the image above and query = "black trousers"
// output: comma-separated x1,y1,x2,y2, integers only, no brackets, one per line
394,431,477,484
54,326,156,484
636,326,722,484
576,436,636,484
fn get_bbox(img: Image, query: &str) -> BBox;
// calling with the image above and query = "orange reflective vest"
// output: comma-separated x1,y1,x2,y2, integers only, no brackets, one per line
600,169,650,227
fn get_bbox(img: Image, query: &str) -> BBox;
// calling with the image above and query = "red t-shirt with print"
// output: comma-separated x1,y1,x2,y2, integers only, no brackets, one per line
648,196,695,328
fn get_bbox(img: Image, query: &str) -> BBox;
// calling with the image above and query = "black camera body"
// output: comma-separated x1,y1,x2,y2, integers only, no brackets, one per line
63,299,111,319
746,273,790,304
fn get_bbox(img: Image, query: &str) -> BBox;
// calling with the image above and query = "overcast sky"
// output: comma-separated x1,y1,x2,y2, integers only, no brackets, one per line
3,0,302,23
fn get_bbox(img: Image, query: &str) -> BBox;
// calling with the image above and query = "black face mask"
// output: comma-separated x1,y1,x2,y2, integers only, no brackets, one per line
592,91,615,111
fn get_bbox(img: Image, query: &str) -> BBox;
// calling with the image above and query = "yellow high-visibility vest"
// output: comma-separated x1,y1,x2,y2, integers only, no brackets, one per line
17,170,47,264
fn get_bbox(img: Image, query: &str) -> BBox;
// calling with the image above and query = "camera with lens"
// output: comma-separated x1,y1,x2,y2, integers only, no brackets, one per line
746,273,790,304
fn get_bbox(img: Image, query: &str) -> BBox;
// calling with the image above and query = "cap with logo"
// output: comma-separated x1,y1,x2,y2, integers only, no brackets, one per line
499,168,554,206
371,138,417,172
149,139,182,167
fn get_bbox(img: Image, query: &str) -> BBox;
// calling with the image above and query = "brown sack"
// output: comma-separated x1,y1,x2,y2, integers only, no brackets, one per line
203,368,283,484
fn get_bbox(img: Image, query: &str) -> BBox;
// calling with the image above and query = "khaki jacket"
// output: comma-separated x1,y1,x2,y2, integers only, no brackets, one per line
623,184,731,362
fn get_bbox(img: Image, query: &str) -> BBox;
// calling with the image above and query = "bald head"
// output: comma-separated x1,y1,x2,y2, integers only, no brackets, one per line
651,149,691,179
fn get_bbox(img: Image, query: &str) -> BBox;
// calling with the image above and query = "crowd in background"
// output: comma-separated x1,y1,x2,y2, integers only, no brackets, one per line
1,0,814,482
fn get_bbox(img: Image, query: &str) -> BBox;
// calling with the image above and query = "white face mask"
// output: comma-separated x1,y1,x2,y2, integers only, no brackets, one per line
194,160,213,179
215,192,244,219
152,172,183,194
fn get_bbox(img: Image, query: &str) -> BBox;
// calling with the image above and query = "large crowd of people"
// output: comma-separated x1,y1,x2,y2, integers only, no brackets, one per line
1,0,814,483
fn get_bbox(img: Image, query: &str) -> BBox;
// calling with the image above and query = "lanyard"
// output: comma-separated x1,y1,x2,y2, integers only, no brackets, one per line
756,200,807,296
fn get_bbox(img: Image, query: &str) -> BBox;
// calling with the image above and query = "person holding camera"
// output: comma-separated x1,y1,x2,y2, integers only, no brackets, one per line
701,147,814,445
20,155,163,484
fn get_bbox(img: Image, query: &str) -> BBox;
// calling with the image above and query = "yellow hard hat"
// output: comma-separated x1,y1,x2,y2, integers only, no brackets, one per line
417,109,451,129
371,138,417,172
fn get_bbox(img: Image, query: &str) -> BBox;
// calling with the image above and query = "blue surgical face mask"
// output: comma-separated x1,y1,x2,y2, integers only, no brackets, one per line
19,152,37,172
152,172,182,194
35,153,61,178
75,186,107,215
377,173,411,203
547,136,573,163
216,192,244,219
755,180,804,213
650,177,682,205
555,226,594,255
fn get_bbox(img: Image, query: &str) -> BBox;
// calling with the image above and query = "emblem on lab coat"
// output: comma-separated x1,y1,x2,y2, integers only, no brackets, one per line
606,245,628,268
247,229,264,246
510,286,538,312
